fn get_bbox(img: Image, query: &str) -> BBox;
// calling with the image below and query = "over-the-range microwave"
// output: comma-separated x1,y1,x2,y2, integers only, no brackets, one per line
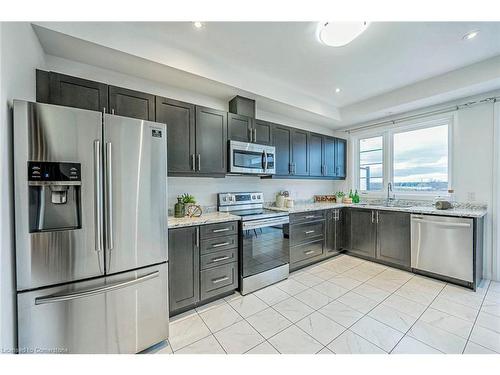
228,140,275,175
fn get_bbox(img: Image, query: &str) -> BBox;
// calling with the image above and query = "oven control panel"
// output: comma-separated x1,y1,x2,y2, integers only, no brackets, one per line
218,192,264,206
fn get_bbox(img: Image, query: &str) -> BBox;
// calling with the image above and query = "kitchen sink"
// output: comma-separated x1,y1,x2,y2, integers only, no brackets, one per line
356,201,414,208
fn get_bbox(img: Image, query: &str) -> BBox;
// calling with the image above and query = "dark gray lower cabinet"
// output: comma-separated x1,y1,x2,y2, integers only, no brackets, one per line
345,209,376,258
375,211,411,267
325,209,343,257
169,222,238,316
289,211,325,270
168,227,200,314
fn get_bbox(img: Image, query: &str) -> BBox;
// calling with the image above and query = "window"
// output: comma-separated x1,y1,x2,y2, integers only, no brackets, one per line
356,115,452,196
393,125,448,192
359,136,383,191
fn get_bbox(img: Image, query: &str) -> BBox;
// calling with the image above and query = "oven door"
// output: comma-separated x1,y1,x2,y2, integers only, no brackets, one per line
241,216,289,279
229,140,275,175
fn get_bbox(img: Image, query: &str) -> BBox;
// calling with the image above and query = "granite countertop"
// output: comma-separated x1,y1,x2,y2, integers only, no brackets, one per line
168,212,241,229
267,202,487,218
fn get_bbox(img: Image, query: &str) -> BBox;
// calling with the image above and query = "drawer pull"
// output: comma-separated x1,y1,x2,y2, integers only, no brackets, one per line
304,250,315,255
213,228,230,233
212,242,230,248
212,276,229,284
211,256,230,263
304,230,316,234
304,215,317,219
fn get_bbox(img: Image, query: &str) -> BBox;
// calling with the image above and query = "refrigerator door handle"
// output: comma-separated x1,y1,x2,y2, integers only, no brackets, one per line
105,142,114,250
93,140,103,252
34,271,160,305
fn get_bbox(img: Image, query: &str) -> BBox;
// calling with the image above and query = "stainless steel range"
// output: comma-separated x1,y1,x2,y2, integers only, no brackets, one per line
218,192,289,294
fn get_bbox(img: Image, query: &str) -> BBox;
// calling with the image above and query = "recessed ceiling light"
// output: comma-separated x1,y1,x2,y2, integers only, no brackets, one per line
335,88,341,93
462,30,479,40
318,22,370,47
193,21,204,29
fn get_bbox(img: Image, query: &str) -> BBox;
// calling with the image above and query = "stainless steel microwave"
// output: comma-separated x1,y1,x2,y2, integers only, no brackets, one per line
228,140,275,175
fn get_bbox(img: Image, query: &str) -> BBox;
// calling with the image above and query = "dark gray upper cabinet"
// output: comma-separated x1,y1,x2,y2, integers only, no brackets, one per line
227,113,252,142
253,120,272,145
168,227,200,314
291,129,309,176
323,137,336,177
272,124,292,175
309,133,324,177
195,106,227,175
108,85,155,121
46,71,108,112
228,96,255,118
376,211,411,267
335,138,347,178
346,209,376,258
156,97,195,174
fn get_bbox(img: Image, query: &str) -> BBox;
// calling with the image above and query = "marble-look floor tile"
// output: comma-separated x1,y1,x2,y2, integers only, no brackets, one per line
175,335,225,354
419,308,474,339
327,330,386,354
296,312,346,345
469,325,500,353
275,278,309,296
382,294,427,319
195,299,228,314
214,320,264,354
228,294,268,318
407,320,467,354
245,341,279,354
317,347,334,354
253,285,291,306
246,307,292,339
268,325,323,354
475,311,500,334
368,304,417,332
481,298,500,318
394,283,439,306
463,341,498,354
273,297,314,323
329,275,363,290
337,291,379,314
391,336,442,354
312,269,339,281
439,284,484,310
431,296,479,322
294,288,332,310
313,281,349,299
341,268,378,283
293,272,324,287
198,303,243,333
169,313,211,351
318,300,364,328
353,283,391,303
365,277,405,293
350,316,404,352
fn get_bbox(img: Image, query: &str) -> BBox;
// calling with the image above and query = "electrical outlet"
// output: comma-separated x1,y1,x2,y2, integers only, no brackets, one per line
467,192,476,201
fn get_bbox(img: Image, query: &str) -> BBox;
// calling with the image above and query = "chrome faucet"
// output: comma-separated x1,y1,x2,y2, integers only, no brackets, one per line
386,182,395,202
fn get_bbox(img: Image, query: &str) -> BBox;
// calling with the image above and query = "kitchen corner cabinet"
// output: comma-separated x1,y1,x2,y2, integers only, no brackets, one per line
345,209,376,258
108,85,155,121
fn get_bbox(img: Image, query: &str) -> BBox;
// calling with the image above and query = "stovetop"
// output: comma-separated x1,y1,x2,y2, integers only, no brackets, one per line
223,208,288,221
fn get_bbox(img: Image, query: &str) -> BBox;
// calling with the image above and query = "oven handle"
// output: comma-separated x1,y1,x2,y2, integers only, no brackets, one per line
242,216,289,230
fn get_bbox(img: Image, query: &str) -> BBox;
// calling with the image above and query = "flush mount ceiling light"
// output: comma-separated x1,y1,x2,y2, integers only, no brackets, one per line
318,22,370,47
462,30,479,40
335,88,341,93
193,21,204,29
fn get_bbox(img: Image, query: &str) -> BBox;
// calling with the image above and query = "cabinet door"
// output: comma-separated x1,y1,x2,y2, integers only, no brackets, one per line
323,137,336,177
254,120,272,145
309,133,323,177
195,106,227,175
156,97,195,174
325,209,343,257
168,227,200,313
376,211,411,267
227,113,251,142
272,124,292,175
108,86,155,121
335,138,347,178
48,72,108,112
347,209,376,258
291,129,309,176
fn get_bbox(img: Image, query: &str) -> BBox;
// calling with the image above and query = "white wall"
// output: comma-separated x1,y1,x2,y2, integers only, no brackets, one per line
0,22,46,351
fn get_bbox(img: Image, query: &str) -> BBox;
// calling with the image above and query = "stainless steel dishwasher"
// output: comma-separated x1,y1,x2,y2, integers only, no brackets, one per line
411,214,474,283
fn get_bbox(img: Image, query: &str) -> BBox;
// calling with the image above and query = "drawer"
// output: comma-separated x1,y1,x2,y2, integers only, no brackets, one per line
290,210,325,224
200,221,238,239
290,239,324,264
200,262,237,301
290,221,325,246
200,248,238,270
201,234,238,254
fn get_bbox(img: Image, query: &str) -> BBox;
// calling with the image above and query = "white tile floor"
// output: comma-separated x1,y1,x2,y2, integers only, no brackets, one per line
155,254,500,354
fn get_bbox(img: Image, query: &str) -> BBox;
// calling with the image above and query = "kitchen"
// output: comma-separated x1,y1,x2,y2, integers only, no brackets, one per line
1,4,500,370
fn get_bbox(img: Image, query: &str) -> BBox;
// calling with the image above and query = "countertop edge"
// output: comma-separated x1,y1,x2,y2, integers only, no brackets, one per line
168,214,241,229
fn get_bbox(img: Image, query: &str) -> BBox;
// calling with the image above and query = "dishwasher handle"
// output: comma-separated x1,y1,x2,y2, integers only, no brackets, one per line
411,218,471,228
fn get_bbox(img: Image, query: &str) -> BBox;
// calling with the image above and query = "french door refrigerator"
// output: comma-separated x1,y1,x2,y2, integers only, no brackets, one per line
13,100,168,354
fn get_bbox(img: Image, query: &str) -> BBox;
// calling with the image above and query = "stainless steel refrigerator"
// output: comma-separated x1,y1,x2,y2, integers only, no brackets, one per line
13,100,168,354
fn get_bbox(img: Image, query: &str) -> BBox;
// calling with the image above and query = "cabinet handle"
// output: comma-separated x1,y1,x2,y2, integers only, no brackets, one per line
195,227,200,248
212,276,229,284
376,211,379,223
197,154,201,171
191,154,196,171
305,215,318,219
212,227,230,233
371,211,375,223
304,250,315,255
111,108,115,115
212,242,230,248
305,230,315,234
253,128,257,142
249,128,253,142
211,256,230,263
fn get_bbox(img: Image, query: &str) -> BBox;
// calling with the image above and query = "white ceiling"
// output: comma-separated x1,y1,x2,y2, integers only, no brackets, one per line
32,22,500,128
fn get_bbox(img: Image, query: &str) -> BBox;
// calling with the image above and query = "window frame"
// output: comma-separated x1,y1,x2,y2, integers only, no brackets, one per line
352,113,455,200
